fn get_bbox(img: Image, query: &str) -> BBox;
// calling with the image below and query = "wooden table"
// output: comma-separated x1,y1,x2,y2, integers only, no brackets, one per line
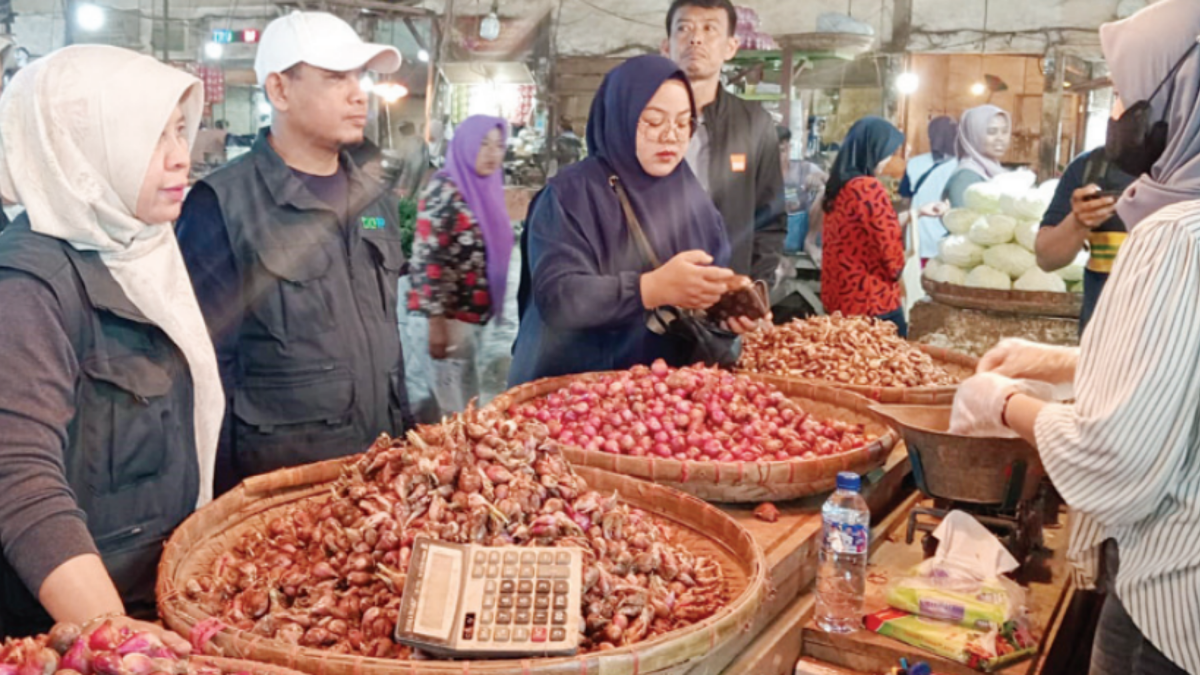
650,446,915,675
723,495,1075,675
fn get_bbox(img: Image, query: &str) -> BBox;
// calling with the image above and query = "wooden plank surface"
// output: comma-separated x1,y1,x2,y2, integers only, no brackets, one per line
802,506,1074,675
671,446,914,675
716,491,920,675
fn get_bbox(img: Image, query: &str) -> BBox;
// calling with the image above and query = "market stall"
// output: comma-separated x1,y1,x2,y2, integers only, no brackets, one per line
911,170,1086,355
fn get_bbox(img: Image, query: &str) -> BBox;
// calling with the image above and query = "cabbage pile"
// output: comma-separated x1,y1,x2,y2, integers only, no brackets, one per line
925,172,1082,293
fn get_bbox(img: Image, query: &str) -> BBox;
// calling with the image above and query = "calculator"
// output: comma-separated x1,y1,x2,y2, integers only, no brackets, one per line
394,538,583,659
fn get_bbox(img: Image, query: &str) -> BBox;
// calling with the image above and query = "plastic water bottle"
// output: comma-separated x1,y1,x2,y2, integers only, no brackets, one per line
816,472,870,633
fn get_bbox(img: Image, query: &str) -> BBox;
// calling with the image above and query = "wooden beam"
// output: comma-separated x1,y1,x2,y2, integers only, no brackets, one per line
1039,48,1066,178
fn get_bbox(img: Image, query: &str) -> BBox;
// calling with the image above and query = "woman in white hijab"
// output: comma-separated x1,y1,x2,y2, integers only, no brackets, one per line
0,45,221,645
943,104,1012,208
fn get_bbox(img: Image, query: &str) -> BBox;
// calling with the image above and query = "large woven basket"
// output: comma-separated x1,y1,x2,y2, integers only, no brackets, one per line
923,277,1083,319
739,345,978,405
488,373,897,503
190,656,311,675
157,461,767,675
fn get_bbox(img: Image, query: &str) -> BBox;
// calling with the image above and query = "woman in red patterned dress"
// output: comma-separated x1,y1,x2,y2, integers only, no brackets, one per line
820,117,908,336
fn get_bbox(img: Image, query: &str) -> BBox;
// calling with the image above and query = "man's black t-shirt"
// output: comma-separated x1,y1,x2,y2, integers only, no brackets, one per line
1040,148,1135,332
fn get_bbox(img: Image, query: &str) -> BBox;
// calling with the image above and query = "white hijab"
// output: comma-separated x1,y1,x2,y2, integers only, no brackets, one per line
1101,0,1200,227
954,105,1011,180
0,45,224,506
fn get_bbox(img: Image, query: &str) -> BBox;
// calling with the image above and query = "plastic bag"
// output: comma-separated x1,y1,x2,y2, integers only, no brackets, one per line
885,557,1026,630
866,609,1037,672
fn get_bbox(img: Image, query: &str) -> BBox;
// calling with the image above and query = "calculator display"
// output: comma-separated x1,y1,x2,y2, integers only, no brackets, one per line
413,548,461,640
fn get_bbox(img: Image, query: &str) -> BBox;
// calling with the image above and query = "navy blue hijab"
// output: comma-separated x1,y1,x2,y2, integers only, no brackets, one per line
571,54,728,261
509,55,730,385
824,116,905,209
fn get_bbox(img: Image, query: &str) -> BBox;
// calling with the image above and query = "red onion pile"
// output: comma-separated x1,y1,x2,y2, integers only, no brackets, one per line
0,621,227,675
509,361,875,463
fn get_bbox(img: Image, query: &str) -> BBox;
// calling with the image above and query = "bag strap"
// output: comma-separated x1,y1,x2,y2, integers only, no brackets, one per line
910,157,950,198
609,174,663,269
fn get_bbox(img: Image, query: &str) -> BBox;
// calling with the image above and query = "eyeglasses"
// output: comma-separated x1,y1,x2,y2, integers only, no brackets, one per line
638,117,695,141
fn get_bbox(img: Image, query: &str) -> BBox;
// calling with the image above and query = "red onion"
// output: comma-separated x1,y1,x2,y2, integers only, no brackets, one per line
48,623,82,656
61,637,92,675
121,654,156,675
550,361,864,461
115,634,164,657
90,652,125,675
86,622,123,653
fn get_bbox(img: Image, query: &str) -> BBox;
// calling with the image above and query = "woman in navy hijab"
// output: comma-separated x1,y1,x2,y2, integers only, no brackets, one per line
509,55,755,385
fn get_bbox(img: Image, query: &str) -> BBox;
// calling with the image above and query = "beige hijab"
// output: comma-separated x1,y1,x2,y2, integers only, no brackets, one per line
0,45,224,506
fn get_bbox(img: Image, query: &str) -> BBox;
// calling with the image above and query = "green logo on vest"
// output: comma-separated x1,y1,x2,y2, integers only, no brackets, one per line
361,217,386,230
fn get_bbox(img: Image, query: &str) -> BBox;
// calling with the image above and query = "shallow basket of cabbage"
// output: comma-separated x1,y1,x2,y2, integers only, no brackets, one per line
921,276,1083,318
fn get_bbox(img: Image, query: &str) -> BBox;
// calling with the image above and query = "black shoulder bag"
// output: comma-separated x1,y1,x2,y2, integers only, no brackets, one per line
608,174,742,368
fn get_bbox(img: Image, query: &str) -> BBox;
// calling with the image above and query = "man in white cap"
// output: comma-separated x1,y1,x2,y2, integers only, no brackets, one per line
177,11,414,495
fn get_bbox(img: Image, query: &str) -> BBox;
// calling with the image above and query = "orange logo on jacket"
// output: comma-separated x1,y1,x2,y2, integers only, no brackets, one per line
730,154,747,173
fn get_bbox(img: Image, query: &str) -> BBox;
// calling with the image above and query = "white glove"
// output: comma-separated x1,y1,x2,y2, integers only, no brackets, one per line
977,338,1079,385
949,372,1021,438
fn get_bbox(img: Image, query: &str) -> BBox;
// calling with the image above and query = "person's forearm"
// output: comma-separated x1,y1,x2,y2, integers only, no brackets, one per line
1036,216,1090,271
39,554,123,625
1003,393,1046,447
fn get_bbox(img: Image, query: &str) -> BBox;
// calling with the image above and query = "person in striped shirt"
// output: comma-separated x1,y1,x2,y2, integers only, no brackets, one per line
951,2,1200,673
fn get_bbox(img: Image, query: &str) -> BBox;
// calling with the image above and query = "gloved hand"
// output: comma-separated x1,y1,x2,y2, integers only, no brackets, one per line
949,372,1021,438
977,338,1079,384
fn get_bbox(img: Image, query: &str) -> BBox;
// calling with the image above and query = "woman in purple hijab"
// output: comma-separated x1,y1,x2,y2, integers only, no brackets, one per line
407,115,513,414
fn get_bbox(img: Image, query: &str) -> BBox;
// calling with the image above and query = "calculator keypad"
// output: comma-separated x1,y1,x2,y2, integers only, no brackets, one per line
467,547,578,650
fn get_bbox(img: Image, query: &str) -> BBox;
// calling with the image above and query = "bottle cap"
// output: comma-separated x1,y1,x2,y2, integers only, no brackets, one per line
836,472,862,492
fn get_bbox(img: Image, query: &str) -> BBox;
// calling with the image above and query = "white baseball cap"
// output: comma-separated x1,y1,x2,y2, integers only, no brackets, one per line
255,11,402,87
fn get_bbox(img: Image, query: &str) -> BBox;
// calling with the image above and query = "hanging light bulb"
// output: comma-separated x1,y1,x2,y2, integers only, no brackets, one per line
75,3,106,31
374,82,409,103
417,49,430,63
479,0,501,41
204,41,224,60
971,82,987,96
895,72,919,95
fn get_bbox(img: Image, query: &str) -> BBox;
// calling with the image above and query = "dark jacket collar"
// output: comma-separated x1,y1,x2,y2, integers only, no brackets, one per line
250,129,386,220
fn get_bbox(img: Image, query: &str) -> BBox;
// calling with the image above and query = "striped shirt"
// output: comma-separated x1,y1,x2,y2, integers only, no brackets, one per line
1036,200,1200,674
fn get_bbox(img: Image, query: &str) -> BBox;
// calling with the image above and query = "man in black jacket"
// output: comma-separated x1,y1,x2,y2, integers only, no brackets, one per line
663,0,786,285
177,11,414,495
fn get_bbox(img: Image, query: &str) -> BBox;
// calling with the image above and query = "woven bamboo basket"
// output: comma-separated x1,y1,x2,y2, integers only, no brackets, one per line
488,373,897,503
157,461,767,675
922,277,1083,319
190,655,311,675
738,344,978,405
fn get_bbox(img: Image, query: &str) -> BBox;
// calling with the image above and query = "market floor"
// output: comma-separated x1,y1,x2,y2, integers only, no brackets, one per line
398,248,522,424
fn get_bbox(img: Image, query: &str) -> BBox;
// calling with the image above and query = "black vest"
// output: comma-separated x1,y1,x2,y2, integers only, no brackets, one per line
200,133,411,479
0,217,199,636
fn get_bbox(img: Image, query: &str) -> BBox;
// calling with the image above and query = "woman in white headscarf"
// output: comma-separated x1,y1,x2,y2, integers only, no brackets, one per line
943,104,1012,208
0,45,221,647
949,2,1200,673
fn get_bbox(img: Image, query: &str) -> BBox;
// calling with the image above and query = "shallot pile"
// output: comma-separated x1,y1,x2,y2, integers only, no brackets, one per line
185,407,728,656
509,361,874,462
1,621,225,675
739,314,958,387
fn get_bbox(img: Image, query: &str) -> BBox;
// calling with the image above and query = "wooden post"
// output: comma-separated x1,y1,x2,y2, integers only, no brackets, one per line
1039,48,1066,178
